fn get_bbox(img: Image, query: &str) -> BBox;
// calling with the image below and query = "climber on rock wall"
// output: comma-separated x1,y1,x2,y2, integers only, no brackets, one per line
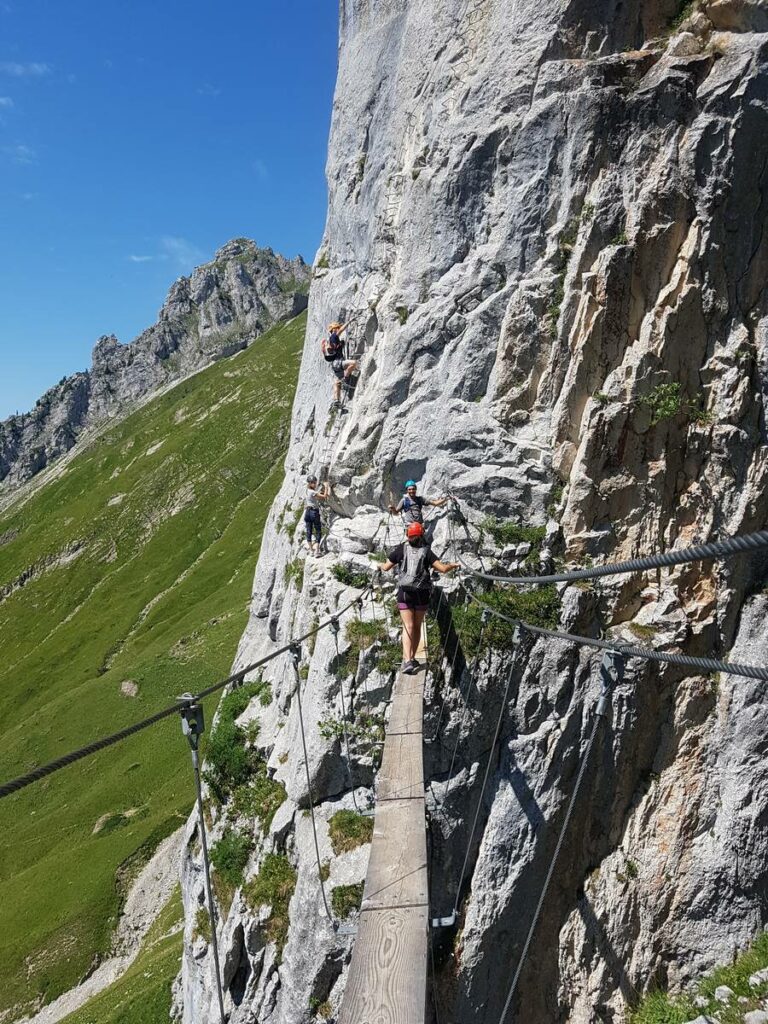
321,321,358,408
380,521,459,673
389,479,450,538
304,475,329,556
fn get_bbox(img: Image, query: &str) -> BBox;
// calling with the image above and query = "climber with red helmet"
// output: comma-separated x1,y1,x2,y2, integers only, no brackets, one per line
380,521,459,673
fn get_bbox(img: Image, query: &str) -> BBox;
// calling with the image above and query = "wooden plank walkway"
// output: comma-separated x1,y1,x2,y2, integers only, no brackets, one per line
338,650,428,1024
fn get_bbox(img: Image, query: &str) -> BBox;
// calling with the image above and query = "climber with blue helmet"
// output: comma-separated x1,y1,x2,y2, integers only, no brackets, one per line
388,479,449,529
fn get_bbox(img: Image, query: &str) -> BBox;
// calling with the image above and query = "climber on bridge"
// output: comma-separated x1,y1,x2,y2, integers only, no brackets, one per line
389,480,450,539
380,522,459,673
321,321,358,408
304,475,329,556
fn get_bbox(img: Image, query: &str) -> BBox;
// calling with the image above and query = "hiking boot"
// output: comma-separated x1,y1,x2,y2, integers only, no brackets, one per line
402,659,418,674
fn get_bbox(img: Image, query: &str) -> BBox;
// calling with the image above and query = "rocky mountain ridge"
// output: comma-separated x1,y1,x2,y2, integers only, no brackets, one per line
176,2,768,1023
0,239,310,493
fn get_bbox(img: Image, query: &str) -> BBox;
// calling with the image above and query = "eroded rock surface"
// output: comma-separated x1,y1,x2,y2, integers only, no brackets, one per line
178,2,768,1022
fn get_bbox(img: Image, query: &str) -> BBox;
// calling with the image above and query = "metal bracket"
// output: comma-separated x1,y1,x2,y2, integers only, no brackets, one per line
177,694,205,751
597,651,624,717
431,911,457,928
330,616,340,635
290,642,301,665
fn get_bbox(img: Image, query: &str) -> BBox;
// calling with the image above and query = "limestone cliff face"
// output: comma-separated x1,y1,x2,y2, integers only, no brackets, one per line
177,2,768,1022
0,240,309,494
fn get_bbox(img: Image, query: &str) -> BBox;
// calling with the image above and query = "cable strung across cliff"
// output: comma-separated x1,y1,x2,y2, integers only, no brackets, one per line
0,586,372,801
449,501,768,586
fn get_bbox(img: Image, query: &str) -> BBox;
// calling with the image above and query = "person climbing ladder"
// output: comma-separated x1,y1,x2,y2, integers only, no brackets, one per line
380,522,459,673
304,475,329,556
321,321,358,408
389,479,450,539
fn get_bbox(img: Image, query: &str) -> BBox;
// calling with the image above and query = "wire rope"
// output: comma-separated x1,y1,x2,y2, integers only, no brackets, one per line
497,687,609,1024
0,588,371,801
464,587,768,682
290,643,335,926
450,504,768,587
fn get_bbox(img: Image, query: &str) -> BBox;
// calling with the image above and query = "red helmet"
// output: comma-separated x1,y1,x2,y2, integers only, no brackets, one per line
406,522,425,539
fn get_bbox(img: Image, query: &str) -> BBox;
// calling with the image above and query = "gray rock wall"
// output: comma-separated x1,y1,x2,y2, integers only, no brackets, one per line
178,2,768,1022
0,239,309,492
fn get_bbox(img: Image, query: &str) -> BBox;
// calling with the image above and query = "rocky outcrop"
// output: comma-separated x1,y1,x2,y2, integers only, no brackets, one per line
0,239,309,492
178,1,768,1022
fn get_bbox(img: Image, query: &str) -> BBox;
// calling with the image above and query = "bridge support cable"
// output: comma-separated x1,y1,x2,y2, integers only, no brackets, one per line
437,612,490,808
448,500,768,587
330,619,364,815
497,652,624,1024
432,625,527,929
290,643,336,928
464,587,768,682
178,698,227,1024
0,585,370,794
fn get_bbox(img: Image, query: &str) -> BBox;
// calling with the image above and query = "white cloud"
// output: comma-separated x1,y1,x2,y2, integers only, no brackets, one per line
0,96,13,107
252,158,269,181
0,61,51,77
196,83,220,97
160,236,205,268
20,191,35,200
128,254,153,263
3,143,35,163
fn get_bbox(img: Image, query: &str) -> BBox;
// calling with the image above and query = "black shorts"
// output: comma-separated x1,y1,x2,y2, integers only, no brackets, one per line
397,587,431,611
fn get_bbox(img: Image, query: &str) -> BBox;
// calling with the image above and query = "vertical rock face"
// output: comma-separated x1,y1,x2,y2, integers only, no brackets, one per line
178,2,768,1022
0,239,309,493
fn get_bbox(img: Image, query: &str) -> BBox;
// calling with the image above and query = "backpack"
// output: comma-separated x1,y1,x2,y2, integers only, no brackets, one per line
399,544,432,591
322,331,344,362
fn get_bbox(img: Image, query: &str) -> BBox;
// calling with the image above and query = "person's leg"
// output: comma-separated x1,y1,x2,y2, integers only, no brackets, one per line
411,609,427,661
313,518,322,555
345,360,359,379
400,607,416,662
333,378,341,402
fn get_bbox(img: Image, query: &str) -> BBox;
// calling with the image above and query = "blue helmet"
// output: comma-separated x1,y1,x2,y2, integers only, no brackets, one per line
405,479,417,489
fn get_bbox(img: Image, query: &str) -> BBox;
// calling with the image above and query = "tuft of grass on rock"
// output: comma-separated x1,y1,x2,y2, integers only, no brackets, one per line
244,854,297,955
210,828,252,889
331,882,364,919
331,562,370,589
328,810,374,855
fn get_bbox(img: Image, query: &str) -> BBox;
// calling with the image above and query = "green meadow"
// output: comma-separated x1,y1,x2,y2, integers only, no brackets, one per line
0,312,305,1018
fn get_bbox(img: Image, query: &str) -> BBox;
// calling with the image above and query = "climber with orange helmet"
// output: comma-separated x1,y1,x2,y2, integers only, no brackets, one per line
380,522,459,673
321,320,358,407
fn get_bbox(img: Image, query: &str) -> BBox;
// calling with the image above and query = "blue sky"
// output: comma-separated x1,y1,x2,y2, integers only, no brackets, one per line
0,0,338,418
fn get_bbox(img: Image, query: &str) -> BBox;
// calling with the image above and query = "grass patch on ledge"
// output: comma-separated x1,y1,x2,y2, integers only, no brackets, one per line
331,882,364,919
630,931,768,1024
451,585,561,658
244,853,297,956
328,810,374,855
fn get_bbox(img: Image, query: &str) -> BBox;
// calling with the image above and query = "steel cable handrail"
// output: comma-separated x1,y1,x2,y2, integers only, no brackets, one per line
464,588,768,682
450,504,768,586
0,586,372,800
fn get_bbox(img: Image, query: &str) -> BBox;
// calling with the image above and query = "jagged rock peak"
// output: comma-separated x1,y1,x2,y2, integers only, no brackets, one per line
0,239,311,493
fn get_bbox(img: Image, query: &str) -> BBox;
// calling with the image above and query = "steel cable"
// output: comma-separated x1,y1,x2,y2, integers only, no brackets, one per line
450,504,768,586
464,588,768,682
290,644,335,925
0,588,371,801
497,693,607,1024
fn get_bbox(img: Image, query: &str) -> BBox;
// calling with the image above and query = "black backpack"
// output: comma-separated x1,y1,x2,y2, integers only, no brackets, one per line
322,331,344,362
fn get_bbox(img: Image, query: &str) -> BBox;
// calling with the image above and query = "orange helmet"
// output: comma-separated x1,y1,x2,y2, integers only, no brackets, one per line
406,522,425,540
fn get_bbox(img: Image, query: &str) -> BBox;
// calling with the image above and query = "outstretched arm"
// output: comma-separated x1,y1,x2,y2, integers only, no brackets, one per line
432,560,459,574
381,560,395,572
428,496,449,508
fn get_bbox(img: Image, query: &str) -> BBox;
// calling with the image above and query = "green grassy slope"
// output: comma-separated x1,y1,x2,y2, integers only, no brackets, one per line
0,312,305,1019
60,887,184,1024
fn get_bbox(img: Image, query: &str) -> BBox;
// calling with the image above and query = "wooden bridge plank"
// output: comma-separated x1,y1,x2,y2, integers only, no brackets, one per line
337,907,428,1024
377,731,423,801
362,797,428,909
387,686,424,734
